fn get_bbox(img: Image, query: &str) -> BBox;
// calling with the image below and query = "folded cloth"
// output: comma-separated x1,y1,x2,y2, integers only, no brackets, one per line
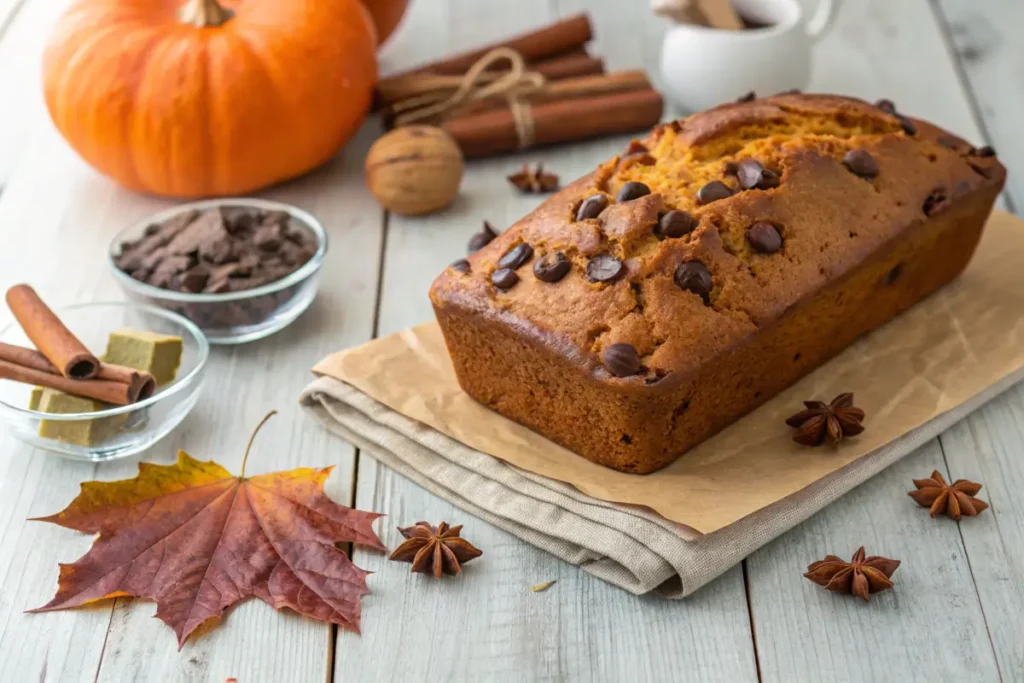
300,368,1021,597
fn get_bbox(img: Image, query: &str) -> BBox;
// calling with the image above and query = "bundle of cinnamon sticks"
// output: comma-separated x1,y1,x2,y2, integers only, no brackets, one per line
376,14,664,158
0,285,154,406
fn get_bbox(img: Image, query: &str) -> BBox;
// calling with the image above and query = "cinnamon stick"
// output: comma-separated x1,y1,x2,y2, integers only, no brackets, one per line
444,88,664,158
465,70,652,117
531,52,604,81
0,360,139,406
388,13,593,79
100,365,157,400
5,284,99,379
377,52,607,115
0,342,156,402
695,0,744,30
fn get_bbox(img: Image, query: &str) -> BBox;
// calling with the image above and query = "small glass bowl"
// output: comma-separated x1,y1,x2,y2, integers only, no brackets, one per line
0,302,209,462
108,198,328,345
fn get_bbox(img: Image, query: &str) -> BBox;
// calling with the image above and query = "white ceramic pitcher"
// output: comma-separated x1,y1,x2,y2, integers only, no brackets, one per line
659,0,840,113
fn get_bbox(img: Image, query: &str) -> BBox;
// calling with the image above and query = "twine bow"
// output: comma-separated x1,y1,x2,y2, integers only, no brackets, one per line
390,47,547,148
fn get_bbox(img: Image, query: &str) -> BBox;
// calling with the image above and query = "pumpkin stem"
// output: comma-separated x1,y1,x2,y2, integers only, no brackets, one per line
178,0,235,28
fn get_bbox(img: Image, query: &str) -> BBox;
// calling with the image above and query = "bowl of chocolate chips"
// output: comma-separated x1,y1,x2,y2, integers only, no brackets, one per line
109,198,326,344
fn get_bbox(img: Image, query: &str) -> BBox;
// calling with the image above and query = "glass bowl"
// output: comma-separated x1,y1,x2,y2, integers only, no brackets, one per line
108,198,327,345
0,302,209,462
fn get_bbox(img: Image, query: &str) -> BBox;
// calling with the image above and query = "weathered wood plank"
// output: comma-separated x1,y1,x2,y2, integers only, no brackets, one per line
90,129,386,682
745,0,1011,679
0,112,384,683
938,383,1024,680
747,444,1001,682
338,1,757,681
0,0,28,40
933,0,1020,212
0,0,67,188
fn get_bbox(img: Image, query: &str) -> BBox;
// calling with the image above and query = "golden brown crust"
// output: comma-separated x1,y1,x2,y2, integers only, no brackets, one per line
430,93,1006,472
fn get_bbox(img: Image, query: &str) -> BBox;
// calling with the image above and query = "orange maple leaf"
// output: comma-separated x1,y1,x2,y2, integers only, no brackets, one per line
29,412,384,649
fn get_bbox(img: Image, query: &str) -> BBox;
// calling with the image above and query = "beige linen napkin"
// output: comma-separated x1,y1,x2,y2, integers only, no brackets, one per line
300,211,1024,597
300,369,1022,597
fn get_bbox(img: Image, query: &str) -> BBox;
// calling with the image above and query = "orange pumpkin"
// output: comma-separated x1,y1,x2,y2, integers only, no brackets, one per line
42,0,378,198
362,0,409,46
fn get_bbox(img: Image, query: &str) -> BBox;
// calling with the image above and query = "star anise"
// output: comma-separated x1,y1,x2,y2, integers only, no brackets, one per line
908,470,989,520
804,547,900,601
507,163,559,193
388,521,483,579
785,392,865,446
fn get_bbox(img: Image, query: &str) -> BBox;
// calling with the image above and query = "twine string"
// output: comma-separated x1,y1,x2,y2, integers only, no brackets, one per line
393,47,545,148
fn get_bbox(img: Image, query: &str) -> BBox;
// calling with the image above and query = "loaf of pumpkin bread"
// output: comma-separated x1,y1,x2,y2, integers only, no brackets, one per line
430,94,1006,473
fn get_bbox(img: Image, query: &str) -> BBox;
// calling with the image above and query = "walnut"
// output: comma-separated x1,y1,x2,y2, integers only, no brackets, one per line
365,125,464,216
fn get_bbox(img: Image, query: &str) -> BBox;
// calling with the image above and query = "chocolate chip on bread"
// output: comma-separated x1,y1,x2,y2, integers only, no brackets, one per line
430,93,1006,473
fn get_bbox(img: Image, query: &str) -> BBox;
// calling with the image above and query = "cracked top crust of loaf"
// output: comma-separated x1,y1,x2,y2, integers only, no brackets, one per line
430,94,1006,386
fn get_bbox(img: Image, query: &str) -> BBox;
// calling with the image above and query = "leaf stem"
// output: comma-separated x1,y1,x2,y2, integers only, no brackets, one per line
240,410,277,478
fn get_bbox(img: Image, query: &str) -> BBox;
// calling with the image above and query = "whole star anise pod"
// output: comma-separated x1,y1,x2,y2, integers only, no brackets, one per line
908,470,989,520
804,547,900,601
389,521,482,579
785,392,865,446
507,163,559,194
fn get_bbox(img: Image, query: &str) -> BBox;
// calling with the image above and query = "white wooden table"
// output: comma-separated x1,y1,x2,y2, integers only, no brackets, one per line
1,1,1021,681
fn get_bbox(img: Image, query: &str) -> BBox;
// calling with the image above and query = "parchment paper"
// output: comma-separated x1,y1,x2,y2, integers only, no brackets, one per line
311,211,1024,536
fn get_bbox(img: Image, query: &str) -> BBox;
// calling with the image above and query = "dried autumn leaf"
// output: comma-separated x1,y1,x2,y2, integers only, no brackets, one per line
30,412,384,649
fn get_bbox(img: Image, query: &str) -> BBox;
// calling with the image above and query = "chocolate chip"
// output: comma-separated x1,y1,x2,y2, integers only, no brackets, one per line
776,88,801,95
603,343,641,377
576,194,609,221
972,145,996,158
762,170,781,189
736,159,762,189
896,114,917,136
175,266,210,293
278,241,313,266
923,187,949,216
697,180,734,205
747,222,783,254
450,259,471,274
737,91,756,103
969,161,995,179
842,149,879,178
533,252,571,282
736,159,780,190
882,263,903,285
587,254,625,283
497,243,534,270
467,221,498,253
724,161,739,175
253,223,284,252
674,261,712,304
656,210,697,239
617,181,651,202
936,135,961,150
148,255,194,289
875,99,897,115
491,268,519,290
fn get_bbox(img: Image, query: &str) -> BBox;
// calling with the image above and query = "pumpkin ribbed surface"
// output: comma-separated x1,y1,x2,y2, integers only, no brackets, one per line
43,0,377,197
363,0,408,45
